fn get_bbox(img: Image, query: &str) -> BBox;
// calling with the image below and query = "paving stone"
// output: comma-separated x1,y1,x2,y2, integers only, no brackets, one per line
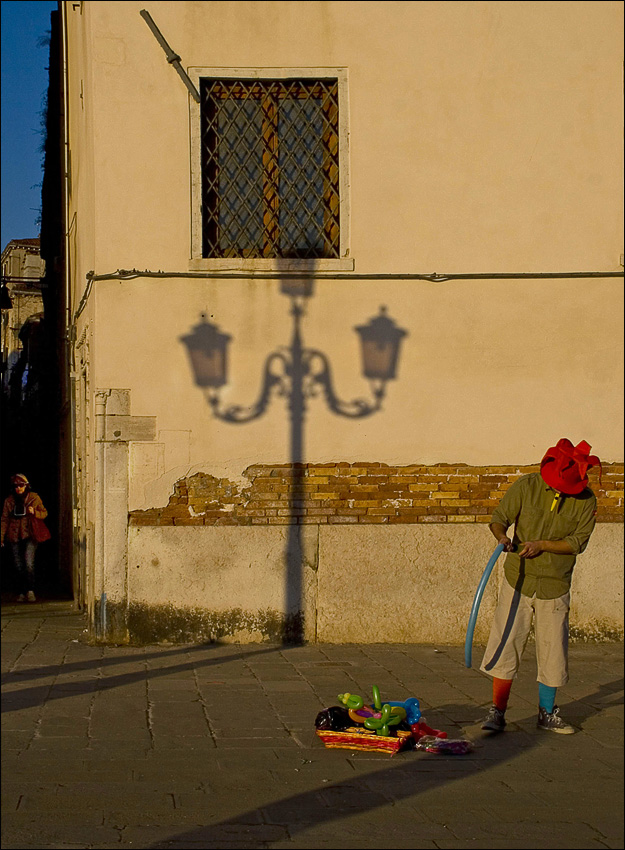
121,822,288,846
274,813,451,844
433,842,608,849
2,730,34,749
152,736,216,751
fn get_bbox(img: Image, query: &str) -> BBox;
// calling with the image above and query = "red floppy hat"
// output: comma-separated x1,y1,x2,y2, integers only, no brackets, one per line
540,439,601,495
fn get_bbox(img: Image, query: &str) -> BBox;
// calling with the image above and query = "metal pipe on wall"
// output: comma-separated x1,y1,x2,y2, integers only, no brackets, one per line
94,389,110,640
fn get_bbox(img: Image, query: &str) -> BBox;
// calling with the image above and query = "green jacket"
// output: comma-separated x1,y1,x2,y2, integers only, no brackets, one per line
491,472,597,599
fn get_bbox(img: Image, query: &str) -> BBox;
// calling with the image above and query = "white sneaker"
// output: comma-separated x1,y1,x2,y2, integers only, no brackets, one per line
16,594,26,603
26,591,36,603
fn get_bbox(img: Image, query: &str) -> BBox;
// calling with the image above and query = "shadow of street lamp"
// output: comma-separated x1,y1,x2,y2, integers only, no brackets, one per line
181,292,406,423
180,283,407,642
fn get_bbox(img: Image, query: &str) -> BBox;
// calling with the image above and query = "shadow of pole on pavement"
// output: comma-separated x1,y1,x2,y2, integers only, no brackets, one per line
143,676,623,849
1,643,287,712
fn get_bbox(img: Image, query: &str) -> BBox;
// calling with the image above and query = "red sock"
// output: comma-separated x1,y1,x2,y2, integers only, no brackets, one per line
493,677,513,711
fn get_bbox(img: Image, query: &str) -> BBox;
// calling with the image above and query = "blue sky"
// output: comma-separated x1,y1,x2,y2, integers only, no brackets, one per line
1,0,57,252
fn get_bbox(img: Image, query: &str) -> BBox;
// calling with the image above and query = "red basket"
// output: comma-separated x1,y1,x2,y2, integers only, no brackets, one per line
316,727,412,755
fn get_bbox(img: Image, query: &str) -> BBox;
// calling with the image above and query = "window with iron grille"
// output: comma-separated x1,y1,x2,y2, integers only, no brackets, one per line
200,78,340,259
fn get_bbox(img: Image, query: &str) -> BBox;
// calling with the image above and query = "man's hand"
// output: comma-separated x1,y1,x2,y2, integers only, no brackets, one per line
490,523,515,551
518,540,544,559
497,536,515,552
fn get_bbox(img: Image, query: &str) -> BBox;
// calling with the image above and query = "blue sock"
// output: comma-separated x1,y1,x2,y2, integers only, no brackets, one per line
538,683,557,713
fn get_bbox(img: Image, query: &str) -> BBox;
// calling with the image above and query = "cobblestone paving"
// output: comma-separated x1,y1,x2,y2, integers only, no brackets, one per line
2,602,623,849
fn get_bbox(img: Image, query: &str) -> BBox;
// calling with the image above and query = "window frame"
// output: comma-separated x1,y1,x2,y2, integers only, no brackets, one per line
188,67,352,271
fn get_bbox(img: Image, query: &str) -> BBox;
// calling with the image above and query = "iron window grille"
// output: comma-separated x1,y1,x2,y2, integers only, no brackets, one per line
200,78,340,259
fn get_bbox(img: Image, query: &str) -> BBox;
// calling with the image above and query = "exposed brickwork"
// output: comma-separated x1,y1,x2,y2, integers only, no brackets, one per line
129,463,623,526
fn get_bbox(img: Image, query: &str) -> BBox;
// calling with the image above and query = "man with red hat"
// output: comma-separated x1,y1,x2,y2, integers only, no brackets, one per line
480,439,601,735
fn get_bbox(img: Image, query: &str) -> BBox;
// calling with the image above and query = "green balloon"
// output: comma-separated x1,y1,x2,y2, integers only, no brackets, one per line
338,692,364,710
364,705,399,736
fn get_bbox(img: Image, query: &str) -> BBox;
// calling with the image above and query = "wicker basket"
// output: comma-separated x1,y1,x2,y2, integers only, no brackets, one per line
316,727,412,755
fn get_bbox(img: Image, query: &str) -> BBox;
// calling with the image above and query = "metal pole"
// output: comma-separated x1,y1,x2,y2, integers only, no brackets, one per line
140,10,200,103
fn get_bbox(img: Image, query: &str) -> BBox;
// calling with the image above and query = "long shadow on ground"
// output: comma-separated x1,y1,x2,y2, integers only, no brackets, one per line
1,643,284,712
144,678,623,849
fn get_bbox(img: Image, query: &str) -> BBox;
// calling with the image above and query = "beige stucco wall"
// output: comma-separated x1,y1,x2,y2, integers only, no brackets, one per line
128,524,320,642
316,524,624,642
77,1,623,272
67,0,623,495
99,275,623,512
126,523,624,642
63,1,624,641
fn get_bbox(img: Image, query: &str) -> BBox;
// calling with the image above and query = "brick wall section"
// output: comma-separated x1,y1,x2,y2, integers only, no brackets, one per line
129,463,623,527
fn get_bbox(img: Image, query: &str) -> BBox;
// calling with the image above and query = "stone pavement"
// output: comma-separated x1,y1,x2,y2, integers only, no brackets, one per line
1,601,623,850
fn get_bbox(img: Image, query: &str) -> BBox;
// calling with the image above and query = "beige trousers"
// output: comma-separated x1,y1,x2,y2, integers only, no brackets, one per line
480,578,570,687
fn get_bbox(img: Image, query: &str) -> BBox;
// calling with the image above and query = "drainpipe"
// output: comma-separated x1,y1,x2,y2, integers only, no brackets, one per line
94,389,111,639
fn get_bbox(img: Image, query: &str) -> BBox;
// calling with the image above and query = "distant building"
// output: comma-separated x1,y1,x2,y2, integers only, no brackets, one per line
1,238,46,402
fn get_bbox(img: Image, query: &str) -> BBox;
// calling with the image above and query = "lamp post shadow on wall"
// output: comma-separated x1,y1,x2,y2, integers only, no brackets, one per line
180,280,407,644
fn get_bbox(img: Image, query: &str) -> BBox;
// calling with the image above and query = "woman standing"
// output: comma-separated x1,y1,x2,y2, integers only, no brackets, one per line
1,474,50,602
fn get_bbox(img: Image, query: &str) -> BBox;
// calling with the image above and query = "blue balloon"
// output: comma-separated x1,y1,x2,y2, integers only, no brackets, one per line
385,698,421,724
465,544,505,668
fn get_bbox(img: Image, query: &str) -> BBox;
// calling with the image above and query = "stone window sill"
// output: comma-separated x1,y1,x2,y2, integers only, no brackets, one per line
188,258,355,273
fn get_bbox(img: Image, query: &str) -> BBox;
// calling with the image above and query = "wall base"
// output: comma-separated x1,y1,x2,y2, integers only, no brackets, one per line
84,523,624,645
